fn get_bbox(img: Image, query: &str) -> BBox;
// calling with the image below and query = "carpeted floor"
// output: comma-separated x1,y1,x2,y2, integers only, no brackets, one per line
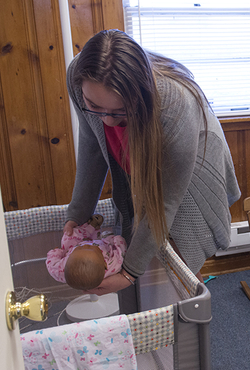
19,269,250,369
207,269,250,370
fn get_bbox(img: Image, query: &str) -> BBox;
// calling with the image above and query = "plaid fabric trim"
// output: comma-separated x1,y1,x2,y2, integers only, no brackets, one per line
4,198,115,241
127,305,174,355
4,205,68,241
158,242,199,298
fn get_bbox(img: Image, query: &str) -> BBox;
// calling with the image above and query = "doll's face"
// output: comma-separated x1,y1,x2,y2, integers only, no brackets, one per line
82,80,127,128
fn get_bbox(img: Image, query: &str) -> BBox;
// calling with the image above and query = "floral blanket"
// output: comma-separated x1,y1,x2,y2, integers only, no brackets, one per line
21,314,137,370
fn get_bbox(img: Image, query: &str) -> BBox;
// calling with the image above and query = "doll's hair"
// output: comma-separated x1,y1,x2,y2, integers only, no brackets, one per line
64,249,105,290
74,29,209,246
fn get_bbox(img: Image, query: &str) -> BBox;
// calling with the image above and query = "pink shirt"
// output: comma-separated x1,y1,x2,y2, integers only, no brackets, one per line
104,124,130,174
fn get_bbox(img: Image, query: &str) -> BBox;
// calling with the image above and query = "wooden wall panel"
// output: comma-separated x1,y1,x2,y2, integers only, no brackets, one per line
102,0,124,30
225,130,245,222
0,0,50,210
68,0,124,56
32,0,76,205
0,0,76,211
0,0,124,212
68,0,94,56
0,76,17,209
221,119,250,223
245,129,250,197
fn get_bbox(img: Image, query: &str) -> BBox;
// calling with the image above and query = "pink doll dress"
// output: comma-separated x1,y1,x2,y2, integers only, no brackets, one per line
46,222,126,284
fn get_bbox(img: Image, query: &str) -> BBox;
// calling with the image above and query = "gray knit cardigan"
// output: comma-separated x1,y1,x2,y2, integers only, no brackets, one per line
66,55,241,276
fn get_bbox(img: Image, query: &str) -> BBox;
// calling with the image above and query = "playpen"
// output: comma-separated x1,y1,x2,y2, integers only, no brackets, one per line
5,198,212,369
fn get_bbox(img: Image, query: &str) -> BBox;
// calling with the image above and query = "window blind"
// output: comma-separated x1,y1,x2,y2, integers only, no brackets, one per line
123,1,250,117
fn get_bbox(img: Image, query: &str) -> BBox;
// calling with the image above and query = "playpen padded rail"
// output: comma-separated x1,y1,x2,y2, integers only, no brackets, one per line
4,198,115,241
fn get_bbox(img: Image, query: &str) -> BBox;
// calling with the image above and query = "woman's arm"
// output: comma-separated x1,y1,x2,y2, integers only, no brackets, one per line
66,57,108,226
82,269,136,296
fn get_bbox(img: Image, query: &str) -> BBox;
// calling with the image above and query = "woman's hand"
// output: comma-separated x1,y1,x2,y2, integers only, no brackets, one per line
83,270,136,296
63,220,78,236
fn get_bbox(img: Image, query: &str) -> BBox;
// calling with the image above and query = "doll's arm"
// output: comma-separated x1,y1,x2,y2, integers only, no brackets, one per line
46,249,67,283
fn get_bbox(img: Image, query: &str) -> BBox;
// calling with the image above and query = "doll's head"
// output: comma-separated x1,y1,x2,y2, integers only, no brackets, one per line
88,214,104,230
64,243,107,290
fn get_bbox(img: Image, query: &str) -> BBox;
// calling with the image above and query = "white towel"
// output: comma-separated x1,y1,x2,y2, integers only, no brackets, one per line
21,314,137,370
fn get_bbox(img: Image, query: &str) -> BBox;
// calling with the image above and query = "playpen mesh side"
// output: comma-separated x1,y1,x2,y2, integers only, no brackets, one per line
4,198,115,241
127,243,201,356
5,201,210,369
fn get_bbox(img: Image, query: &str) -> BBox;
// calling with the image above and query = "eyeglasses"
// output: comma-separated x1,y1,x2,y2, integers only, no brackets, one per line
82,107,127,118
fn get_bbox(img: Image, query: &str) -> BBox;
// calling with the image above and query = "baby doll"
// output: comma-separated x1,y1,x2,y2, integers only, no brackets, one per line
46,214,127,290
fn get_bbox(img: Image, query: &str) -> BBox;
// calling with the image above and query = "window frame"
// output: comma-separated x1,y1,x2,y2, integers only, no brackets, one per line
122,1,250,122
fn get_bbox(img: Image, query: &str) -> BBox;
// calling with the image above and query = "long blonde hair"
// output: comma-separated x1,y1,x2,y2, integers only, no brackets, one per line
74,29,208,246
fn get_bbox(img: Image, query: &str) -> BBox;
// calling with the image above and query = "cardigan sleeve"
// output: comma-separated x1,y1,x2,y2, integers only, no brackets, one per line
66,57,108,225
123,79,203,277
